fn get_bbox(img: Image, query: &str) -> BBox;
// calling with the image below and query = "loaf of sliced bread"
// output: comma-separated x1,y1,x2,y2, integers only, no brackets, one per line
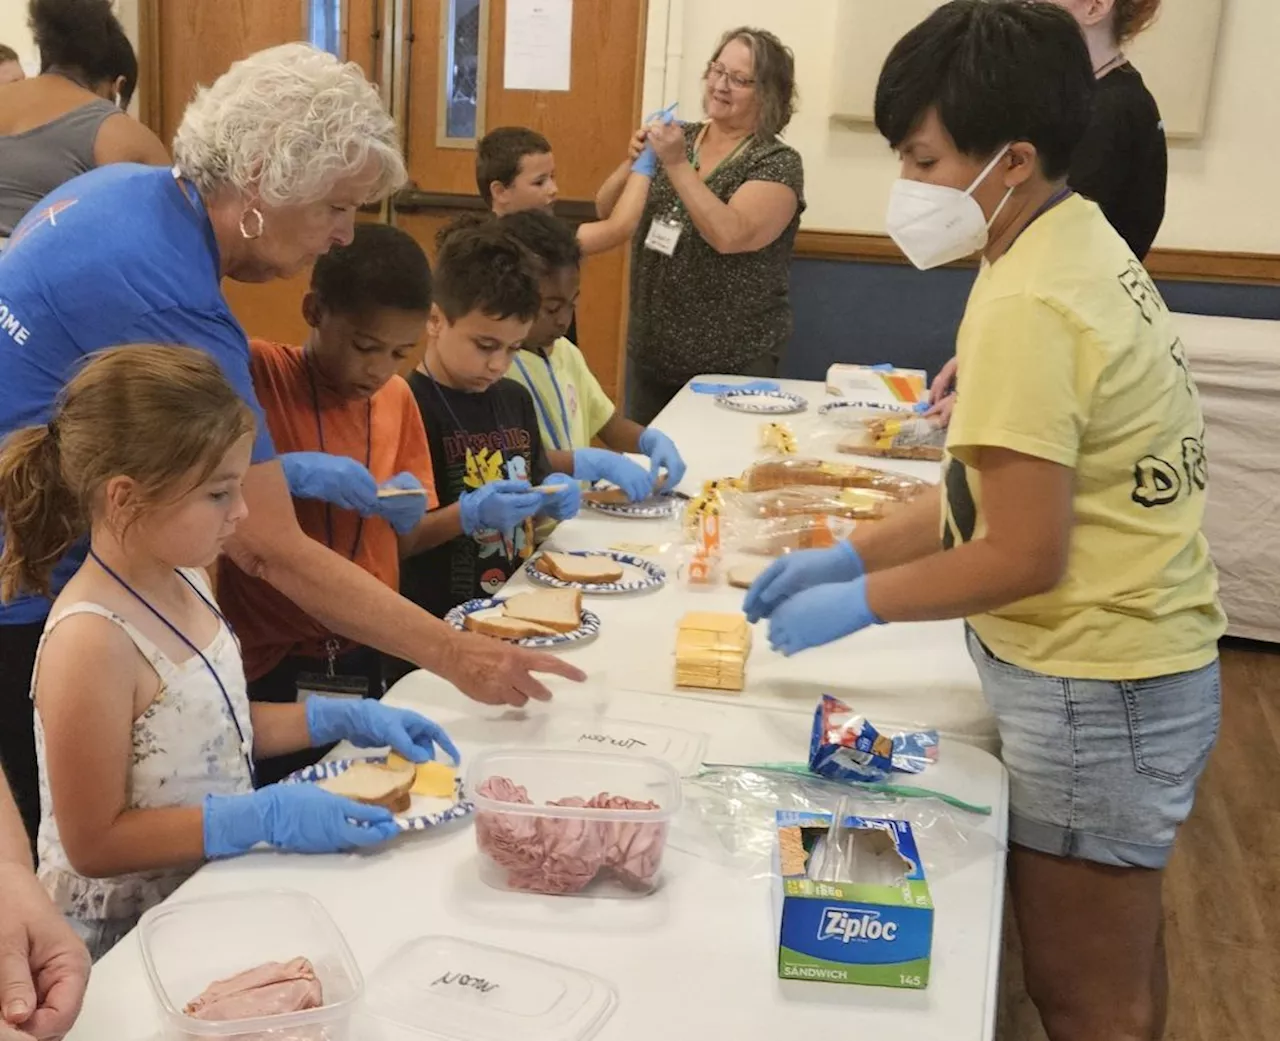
317,760,414,813
536,552,625,584
502,588,582,632
463,613,558,640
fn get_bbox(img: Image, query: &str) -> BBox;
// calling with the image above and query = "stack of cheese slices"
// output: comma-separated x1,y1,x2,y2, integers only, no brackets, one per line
675,611,752,692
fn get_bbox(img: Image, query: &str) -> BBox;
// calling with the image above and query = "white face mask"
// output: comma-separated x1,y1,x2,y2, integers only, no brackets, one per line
885,146,1014,271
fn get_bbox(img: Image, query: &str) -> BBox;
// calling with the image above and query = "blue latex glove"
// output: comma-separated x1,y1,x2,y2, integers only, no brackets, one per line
688,379,781,395
458,480,544,536
281,452,379,514
632,145,658,177
744,541,865,623
203,785,400,858
573,448,652,502
768,577,883,656
305,696,461,764
632,103,677,175
537,474,581,521
373,472,429,535
637,427,687,489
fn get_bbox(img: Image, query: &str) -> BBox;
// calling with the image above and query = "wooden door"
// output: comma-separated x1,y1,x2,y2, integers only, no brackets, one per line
393,0,649,398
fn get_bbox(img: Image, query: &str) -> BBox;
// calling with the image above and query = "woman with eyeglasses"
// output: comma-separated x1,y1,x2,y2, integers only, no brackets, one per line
598,26,805,425
0,0,168,242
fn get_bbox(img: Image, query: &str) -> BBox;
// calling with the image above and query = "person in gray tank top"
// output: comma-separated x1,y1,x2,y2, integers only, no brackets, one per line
0,0,167,239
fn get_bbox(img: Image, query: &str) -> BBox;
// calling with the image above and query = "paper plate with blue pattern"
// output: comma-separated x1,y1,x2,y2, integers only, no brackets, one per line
525,550,667,594
583,491,680,519
715,388,808,415
444,596,602,647
282,756,474,833
817,399,914,425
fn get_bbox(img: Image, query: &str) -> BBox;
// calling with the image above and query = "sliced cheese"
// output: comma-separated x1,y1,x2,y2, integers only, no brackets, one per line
386,754,458,798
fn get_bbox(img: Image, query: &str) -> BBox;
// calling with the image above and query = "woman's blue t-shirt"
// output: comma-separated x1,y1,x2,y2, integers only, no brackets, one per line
0,163,275,624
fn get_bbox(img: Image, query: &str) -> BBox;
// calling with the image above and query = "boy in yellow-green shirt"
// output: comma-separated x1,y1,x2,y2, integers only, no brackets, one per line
498,209,687,497
744,4,1223,1041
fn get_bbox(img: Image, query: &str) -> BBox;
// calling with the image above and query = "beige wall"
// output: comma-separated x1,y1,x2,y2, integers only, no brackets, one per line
643,0,1280,254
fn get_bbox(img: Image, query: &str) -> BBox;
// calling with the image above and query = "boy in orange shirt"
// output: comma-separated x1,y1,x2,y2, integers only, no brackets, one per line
218,224,437,783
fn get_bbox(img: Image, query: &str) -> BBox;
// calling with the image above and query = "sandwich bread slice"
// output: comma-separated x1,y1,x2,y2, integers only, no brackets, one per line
727,558,770,589
464,614,559,640
502,588,583,633
317,759,415,813
536,552,625,584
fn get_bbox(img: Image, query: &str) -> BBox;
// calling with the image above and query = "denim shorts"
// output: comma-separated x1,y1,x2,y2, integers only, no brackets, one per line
966,627,1220,869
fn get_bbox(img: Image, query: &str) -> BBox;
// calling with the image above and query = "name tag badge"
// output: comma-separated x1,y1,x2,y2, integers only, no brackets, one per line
295,673,369,703
644,218,683,256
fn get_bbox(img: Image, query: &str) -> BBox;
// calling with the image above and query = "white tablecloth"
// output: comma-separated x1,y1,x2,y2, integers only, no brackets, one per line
69,377,1009,1041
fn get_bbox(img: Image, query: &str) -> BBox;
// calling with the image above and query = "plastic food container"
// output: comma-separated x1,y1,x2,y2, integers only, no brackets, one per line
138,889,363,1040
357,936,618,1041
466,748,682,897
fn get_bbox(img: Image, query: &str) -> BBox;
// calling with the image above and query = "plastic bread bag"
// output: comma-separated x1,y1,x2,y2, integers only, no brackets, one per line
836,415,947,463
720,513,860,558
667,765,1002,882
740,457,929,501
721,484,899,523
809,694,940,783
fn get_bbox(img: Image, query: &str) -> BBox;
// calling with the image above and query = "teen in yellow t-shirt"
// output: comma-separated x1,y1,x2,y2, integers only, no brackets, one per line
742,4,1222,1040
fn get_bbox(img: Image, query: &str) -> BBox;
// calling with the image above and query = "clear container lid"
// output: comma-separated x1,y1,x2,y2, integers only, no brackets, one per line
358,936,618,1041
138,889,362,1037
538,715,707,776
466,748,682,821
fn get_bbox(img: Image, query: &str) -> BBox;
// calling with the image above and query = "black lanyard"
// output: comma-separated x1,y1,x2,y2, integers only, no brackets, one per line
88,550,256,785
304,355,372,560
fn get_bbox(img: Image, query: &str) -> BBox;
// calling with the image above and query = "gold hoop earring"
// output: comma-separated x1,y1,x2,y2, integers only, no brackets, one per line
238,207,264,240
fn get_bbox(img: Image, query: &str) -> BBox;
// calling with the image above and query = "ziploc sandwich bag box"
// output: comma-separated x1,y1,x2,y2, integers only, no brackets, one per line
775,811,933,989
825,363,926,405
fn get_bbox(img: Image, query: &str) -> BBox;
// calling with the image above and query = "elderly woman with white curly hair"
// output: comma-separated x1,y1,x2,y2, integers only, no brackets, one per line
0,42,583,852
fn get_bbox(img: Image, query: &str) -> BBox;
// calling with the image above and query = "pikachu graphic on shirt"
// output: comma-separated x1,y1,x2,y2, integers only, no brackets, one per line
463,446,533,563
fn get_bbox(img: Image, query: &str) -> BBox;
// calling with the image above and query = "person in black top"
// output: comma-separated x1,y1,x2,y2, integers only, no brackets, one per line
399,220,580,620
1055,0,1166,260
927,0,1166,425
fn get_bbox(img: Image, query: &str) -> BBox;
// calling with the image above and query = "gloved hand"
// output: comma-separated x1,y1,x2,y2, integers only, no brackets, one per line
767,577,883,656
305,696,461,764
632,144,658,177
537,474,581,521
203,785,400,858
632,103,677,175
744,541,865,623
458,480,544,536
637,427,687,489
281,452,379,514
572,448,652,502
373,472,429,535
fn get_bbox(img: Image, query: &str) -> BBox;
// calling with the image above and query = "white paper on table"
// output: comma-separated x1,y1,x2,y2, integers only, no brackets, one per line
503,0,573,92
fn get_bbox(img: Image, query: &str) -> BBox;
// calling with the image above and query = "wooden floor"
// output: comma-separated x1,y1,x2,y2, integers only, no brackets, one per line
996,640,1280,1040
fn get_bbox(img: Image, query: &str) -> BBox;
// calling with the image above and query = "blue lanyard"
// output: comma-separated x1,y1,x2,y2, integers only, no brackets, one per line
513,351,572,452
1008,187,1074,250
88,550,256,785
304,354,371,561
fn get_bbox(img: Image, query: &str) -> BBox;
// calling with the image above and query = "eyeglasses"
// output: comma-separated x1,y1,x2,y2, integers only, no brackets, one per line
704,61,755,91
